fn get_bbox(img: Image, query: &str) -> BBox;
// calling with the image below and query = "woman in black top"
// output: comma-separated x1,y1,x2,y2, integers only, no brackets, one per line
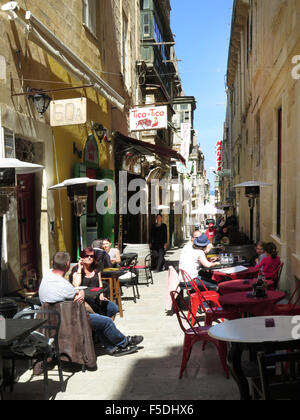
72,247,118,317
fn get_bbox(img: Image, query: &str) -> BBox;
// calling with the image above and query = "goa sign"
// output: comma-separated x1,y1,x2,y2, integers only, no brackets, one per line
50,98,87,127
130,106,168,131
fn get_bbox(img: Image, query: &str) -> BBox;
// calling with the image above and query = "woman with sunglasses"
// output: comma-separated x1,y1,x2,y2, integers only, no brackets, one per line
72,247,118,318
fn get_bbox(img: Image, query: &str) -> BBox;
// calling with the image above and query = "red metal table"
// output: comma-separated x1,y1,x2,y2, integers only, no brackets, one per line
219,279,274,295
219,290,285,317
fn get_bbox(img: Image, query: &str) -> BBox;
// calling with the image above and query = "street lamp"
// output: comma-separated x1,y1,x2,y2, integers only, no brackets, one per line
26,87,52,117
234,181,272,242
0,158,44,298
49,178,104,252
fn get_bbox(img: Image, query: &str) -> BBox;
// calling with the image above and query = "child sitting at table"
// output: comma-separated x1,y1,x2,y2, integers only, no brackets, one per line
255,242,281,279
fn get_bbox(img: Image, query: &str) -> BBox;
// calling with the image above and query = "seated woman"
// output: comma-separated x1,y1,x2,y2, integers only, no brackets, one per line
102,239,121,267
255,242,281,279
72,247,118,318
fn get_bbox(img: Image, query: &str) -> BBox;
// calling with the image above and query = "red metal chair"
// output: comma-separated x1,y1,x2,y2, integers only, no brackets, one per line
170,290,229,379
272,279,300,316
267,262,284,290
180,269,222,326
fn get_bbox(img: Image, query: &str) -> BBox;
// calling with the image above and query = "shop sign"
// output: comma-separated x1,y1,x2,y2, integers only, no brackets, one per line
129,106,168,131
176,160,193,174
50,98,87,127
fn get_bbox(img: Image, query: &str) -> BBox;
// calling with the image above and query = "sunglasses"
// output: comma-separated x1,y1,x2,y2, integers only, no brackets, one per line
83,255,94,259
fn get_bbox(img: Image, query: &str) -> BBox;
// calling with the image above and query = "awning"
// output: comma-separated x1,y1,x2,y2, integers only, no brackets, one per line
2,2,125,112
115,132,186,165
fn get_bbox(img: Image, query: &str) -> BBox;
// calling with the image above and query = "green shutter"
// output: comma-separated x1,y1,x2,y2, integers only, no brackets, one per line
73,163,87,260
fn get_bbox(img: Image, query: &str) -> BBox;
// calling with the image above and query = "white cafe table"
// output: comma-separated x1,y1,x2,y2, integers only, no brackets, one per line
208,316,300,400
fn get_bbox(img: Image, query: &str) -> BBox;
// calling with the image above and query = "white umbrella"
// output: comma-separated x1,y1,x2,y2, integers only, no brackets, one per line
0,158,44,174
49,178,105,252
49,177,104,190
193,203,225,215
234,181,272,188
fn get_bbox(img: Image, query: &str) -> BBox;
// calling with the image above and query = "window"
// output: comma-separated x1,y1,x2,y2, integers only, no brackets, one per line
184,111,190,122
82,0,97,38
140,0,150,10
122,12,131,89
4,128,15,158
142,12,150,37
255,114,261,166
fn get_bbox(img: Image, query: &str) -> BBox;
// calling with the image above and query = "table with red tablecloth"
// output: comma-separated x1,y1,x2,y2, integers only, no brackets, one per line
212,267,259,283
219,279,274,295
219,290,285,317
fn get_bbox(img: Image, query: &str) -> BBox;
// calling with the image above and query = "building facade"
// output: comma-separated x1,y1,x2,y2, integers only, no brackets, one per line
0,0,140,292
223,0,300,293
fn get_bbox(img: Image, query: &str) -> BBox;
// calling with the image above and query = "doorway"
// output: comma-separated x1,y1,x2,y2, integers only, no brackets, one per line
16,174,37,274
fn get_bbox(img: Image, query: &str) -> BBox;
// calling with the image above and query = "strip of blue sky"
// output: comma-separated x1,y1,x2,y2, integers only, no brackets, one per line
171,0,233,190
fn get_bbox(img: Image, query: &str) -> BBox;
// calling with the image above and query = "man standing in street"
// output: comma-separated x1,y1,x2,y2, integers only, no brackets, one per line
39,252,143,356
150,214,168,273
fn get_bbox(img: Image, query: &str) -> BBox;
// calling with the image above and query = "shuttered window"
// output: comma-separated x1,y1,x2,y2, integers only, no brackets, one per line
82,0,97,38
4,128,15,158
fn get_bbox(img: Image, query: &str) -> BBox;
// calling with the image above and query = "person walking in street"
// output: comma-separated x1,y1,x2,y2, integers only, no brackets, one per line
150,214,168,273
39,252,144,356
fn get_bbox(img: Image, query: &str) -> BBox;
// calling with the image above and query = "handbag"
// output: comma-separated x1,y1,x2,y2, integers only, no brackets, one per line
84,296,109,316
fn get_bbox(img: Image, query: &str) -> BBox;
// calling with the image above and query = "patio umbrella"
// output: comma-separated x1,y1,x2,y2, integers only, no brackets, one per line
192,203,225,215
49,177,104,252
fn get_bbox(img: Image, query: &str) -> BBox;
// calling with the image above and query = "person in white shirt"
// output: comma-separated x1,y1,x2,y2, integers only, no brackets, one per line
179,234,220,291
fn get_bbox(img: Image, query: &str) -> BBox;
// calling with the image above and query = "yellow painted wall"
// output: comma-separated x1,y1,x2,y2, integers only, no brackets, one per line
47,56,113,253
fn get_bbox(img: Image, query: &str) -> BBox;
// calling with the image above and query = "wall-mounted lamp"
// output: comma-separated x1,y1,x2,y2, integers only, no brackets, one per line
91,121,108,143
26,86,52,117
73,142,83,159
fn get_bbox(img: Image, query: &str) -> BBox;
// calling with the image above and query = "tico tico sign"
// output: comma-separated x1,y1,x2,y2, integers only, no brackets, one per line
130,106,168,132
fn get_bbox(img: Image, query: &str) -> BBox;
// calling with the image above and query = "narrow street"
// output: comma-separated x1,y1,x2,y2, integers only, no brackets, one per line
4,246,239,401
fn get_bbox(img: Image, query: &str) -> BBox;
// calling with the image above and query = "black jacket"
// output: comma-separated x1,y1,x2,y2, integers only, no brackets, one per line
150,223,167,247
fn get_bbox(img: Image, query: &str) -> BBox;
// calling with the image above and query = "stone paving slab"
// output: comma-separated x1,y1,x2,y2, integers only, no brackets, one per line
3,246,240,400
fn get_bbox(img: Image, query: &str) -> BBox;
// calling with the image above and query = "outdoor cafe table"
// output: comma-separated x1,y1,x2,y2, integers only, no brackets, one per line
208,316,300,400
219,290,285,317
219,279,274,295
211,266,259,283
0,318,46,391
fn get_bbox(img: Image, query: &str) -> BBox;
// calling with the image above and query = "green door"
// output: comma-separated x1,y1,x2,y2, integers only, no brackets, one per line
98,168,115,244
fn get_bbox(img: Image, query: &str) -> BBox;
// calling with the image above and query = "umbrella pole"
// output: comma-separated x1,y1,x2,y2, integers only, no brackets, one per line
0,215,2,298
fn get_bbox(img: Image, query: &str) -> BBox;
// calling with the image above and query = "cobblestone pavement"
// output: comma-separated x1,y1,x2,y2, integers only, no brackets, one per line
3,246,240,400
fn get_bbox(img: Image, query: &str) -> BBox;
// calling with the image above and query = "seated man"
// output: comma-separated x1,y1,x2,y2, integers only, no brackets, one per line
91,239,112,269
39,252,143,357
179,234,220,292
